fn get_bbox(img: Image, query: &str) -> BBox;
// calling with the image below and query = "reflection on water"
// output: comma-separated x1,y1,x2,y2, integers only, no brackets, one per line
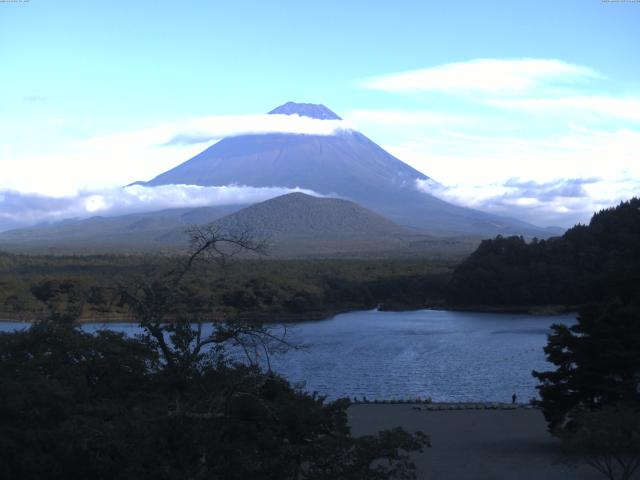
0,309,575,402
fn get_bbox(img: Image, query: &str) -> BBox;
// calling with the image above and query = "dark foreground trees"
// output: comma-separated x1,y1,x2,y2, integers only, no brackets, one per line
0,323,427,480
533,302,640,480
0,226,428,479
533,302,640,431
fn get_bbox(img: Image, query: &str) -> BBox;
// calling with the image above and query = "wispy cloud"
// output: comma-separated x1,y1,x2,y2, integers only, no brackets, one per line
362,58,597,95
0,113,353,196
358,57,639,226
503,177,600,200
22,95,47,103
0,184,322,230
79,113,352,149
390,126,640,185
346,109,476,127
489,96,640,122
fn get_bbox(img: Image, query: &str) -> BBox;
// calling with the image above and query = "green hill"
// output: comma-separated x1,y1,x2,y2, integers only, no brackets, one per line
447,197,640,306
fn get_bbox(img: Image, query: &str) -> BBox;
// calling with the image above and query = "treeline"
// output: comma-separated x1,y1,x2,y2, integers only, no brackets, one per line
448,198,640,306
8,198,637,319
0,254,453,322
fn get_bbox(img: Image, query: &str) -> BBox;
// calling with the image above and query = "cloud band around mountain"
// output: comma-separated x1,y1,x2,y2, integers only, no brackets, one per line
160,113,353,146
0,185,322,232
415,176,636,228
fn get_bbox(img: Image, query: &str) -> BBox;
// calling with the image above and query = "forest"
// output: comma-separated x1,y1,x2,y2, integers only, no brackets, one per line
0,252,454,324
2,198,639,324
447,198,640,307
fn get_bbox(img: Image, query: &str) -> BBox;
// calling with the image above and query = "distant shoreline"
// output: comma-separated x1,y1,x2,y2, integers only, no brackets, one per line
434,304,579,315
0,303,578,325
0,306,356,324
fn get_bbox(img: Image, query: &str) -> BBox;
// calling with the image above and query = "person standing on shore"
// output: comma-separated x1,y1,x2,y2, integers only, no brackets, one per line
512,393,517,404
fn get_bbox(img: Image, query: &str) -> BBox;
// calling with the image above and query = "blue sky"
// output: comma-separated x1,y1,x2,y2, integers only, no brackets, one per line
1,0,639,228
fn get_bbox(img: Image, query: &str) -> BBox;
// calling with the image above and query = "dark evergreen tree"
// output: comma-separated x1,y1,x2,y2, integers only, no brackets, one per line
533,301,640,432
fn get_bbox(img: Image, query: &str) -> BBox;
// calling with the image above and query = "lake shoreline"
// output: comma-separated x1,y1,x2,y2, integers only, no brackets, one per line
433,303,579,315
2,309,574,402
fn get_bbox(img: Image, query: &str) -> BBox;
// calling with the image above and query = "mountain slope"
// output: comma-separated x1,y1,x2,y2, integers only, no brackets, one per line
139,132,430,207
136,102,549,237
0,205,244,253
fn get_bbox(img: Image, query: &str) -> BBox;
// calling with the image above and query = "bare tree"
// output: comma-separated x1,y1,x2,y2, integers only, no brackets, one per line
117,224,287,371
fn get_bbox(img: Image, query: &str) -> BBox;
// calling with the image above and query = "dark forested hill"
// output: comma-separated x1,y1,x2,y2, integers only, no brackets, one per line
447,198,640,306
214,192,409,237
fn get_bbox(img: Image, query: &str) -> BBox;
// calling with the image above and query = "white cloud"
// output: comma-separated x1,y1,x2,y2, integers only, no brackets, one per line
362,58,597,95
414,176,638,228
0,184,322,229
106,184,322,213
488,96,640,122
398,124,640,227
79,113,353,149
387,127,640,186
0,113,353,196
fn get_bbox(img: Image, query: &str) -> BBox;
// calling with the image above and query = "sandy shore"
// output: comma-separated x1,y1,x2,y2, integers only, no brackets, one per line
348,404,603,480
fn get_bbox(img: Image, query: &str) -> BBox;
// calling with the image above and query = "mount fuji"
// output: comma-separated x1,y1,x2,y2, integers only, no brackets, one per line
137,102,547,237
0,102,554,255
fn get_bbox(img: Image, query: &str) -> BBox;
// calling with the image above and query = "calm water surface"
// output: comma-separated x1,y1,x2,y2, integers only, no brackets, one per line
0,309,574,402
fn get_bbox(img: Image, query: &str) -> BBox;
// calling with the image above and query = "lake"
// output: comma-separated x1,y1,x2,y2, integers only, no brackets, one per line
0,309,574,402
